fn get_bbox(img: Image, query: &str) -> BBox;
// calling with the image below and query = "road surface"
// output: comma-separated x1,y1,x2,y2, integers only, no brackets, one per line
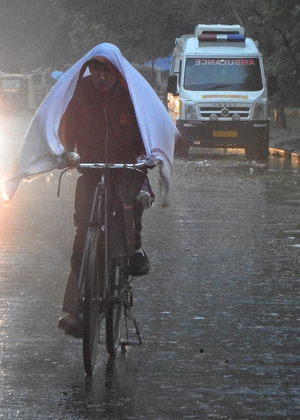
0,114,300,419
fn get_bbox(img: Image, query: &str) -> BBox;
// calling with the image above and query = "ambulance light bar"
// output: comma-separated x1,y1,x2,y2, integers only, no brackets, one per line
198,34,245,43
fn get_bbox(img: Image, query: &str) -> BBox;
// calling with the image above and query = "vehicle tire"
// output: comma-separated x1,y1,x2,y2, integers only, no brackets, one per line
255,135,269,161
175,139,190,158
83,227,102,376
105,258,127,357
245,143,256,160
245,135,269,161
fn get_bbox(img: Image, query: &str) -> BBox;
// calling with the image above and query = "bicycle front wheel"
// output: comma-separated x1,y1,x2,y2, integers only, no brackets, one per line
83,227,102,376
105,258,127,356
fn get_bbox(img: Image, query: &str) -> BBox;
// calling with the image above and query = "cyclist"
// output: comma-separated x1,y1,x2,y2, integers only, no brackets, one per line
1,43,179,339
57,44,180,338
58,55,152,337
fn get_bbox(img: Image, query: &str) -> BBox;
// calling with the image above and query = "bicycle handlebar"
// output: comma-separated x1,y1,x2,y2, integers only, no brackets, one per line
57,155,149,197
63,151,148,170
77,162,147,170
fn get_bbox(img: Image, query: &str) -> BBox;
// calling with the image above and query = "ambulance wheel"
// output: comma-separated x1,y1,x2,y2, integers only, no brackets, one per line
175,140,189,158
255,136,269,161
245,137,269,161
245,144,255,160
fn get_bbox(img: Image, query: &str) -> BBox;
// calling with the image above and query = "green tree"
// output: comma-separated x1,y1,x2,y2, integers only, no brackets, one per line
64,0,195,62
0,0,299,107
0,0,73,72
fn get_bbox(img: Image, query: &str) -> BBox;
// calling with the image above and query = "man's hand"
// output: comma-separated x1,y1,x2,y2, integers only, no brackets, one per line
64,151,81,166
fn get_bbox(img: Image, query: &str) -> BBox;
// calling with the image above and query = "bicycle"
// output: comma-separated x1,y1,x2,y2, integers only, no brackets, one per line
59,159,148,376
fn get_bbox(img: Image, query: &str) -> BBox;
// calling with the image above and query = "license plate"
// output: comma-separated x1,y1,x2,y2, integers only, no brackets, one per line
213,131,238,138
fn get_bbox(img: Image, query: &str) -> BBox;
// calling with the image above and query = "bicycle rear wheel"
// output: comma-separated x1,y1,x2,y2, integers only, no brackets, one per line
105,258,127,356
83,227,102,376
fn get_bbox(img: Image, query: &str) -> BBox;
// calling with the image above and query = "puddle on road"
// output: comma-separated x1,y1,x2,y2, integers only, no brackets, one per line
184,149,300,212
268,153,300,172
187,147,300,177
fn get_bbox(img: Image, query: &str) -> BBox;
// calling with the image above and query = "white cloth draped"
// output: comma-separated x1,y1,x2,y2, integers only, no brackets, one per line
2,43,179,201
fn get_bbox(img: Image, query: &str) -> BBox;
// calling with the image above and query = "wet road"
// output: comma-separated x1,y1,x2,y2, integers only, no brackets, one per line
0,115,300,419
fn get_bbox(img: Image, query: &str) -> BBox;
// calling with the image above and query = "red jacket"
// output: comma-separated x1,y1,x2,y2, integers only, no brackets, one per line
59,76,145,164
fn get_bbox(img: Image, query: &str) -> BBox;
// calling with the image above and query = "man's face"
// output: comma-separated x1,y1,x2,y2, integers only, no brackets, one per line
89,60,117,91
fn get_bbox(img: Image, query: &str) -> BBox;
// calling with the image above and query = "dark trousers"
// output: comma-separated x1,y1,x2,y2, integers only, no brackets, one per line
62,172,144,313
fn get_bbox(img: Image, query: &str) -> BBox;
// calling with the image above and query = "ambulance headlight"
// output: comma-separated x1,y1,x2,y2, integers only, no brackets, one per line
253,101,266,120
185,101,197,120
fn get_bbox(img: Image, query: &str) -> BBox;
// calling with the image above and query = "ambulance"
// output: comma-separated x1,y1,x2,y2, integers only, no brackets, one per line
167,24,277,159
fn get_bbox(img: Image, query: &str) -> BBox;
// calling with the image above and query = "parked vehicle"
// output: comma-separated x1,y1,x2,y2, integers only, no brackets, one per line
29,71,52,105
0,73,36,113
167,24,278,159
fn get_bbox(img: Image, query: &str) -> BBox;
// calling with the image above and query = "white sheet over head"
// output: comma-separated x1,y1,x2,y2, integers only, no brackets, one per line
2,43,179,201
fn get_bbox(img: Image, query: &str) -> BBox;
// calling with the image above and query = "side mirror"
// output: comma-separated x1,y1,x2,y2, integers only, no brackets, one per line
167,74,178,95
268,75,278,96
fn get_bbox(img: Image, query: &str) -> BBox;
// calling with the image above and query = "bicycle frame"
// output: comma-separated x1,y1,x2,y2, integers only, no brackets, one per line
76,163,146,304
59,161,146,375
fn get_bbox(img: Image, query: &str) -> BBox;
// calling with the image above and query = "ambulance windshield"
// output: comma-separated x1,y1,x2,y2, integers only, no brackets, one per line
184,58,263,91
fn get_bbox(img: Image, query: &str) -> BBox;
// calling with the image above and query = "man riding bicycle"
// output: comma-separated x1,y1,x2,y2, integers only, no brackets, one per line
1,43,179,339
58,55,152,337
